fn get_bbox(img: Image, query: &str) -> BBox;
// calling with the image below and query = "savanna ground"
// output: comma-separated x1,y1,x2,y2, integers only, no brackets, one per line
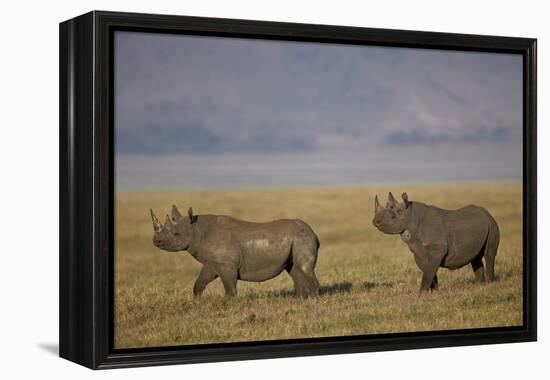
114,182,522,349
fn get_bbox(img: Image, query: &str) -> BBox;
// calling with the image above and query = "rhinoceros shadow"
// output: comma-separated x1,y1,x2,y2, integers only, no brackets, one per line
361,281,394,291
464,274,502,284
319,281,353,296
263,281,353,298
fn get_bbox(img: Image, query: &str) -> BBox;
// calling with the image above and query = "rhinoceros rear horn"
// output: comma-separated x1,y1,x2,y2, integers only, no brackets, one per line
387,192,397,208
374,195,383,213
171,204,183,223
164,215,174,230
150,209,162,232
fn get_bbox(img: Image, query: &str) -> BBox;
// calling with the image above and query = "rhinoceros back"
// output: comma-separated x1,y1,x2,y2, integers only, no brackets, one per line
210,215,319,282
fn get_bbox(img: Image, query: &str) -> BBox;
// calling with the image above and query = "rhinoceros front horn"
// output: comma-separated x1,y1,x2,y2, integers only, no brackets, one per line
150,209,162,232
374,195,383,213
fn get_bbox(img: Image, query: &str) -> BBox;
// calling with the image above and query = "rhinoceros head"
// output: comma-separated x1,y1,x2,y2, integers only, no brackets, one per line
150,206,195,252
372,192,411,234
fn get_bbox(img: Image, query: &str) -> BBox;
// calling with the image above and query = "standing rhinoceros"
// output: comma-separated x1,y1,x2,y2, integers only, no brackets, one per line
372,192,499,293
150,206,320,298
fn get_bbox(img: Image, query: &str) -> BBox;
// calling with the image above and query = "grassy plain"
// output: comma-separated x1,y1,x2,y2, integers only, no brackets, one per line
114,182,523,348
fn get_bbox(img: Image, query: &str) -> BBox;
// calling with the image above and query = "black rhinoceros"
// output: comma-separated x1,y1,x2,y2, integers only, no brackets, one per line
372,192,499,292
150,206,320,298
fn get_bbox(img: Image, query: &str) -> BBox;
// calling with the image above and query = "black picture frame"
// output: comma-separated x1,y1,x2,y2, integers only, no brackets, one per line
59,10,537,369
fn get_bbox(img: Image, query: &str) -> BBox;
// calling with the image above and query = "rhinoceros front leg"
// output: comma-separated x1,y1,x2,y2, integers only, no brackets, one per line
193,266,218,297
430,274,438,291
420,266,439,293
413,244,445,293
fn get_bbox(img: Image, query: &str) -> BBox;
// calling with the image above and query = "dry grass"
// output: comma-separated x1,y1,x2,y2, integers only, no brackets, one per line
114,182,523,349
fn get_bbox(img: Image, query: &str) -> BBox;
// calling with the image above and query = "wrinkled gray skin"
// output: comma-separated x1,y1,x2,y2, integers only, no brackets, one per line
372,192,499,293
150,206,320,298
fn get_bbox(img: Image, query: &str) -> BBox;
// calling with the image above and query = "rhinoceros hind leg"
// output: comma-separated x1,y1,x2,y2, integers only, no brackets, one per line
484,257,495,283
287,266,305,297
303,271,320,297
288,240,320,298
287,264,319,298
471,255,486,283
483,224,499,282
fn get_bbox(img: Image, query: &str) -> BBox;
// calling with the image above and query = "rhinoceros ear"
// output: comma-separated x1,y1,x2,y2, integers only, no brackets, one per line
171,204,183,223
188,207,195,224
387,192,398,208
401,192,410,208
374,195,383,213
150,209,162,232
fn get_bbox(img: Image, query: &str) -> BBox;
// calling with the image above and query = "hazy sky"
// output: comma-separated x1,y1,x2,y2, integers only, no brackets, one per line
114,31,523,190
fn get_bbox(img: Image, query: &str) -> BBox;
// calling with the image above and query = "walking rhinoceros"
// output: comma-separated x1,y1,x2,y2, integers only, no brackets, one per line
150,206,320,298
372,192,499,293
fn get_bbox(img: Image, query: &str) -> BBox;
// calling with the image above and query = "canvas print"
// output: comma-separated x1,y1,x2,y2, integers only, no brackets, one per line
114,31,523,349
